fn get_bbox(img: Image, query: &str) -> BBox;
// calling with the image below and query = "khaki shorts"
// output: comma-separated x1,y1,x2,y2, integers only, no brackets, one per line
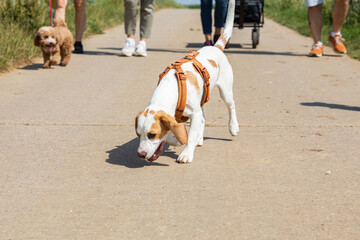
305,0,324,7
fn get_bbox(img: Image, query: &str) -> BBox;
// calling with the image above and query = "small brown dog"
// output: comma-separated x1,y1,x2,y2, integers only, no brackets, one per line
34,19,73,69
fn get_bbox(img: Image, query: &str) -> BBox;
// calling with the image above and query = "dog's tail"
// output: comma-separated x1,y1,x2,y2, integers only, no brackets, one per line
214,0,235,51
53,18,68,28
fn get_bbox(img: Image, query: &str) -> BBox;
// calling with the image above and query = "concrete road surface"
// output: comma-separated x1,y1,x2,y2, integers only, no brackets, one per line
1,9,360,239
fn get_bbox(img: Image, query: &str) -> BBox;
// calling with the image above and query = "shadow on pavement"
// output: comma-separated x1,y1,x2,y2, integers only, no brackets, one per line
81,50,119,56
301,102,360,112
186,43,243,49
147,48,189,54
19,63,44,70
186,42,344,57
204,136,232,142
106,138,170,168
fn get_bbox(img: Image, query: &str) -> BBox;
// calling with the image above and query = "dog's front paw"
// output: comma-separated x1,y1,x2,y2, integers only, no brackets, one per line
60,61,68,67
43,63,50,69
51,60,58,65
176,151,193,164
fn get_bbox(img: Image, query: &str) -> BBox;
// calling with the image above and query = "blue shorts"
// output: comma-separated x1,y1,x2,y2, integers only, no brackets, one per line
305,0,324,7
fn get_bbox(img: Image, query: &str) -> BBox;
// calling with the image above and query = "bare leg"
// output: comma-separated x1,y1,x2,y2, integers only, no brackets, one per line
204,34,211,42
55,0,68,21
332,0,350,33
74,0,86,42
308,4,323,42
214,27,221,35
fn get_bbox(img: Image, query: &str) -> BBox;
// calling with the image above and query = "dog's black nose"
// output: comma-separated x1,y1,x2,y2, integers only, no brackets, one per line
137,151,147,159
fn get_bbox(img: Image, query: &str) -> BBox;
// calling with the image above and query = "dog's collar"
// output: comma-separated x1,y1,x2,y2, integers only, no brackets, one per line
157,51,210,123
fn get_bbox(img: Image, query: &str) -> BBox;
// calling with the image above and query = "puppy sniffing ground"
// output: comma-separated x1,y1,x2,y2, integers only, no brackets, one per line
135,0,238,164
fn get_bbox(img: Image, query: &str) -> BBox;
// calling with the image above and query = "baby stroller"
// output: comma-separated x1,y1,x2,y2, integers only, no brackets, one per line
234,0,264,48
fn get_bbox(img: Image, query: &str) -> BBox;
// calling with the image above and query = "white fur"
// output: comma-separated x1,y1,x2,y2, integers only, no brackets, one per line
136,0,238,163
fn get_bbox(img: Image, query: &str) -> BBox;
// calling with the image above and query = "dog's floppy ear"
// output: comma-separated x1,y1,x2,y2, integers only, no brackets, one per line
158,111,188,145
34,33,41,46
135,111,143,137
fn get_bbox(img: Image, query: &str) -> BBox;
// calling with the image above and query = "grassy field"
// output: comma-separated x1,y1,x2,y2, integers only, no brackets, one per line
0,0,181,73
264,0,360,60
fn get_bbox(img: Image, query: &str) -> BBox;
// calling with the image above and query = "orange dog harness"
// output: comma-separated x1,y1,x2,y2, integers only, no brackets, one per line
158,51,210,123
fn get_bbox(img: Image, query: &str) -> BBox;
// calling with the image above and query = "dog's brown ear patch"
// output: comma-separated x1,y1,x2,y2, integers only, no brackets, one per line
135,111,143,137
157,111,188,145
34,33,41,46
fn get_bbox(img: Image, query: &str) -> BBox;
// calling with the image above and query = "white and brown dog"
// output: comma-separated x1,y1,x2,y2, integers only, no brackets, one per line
135,0,238,163
34,18,73,69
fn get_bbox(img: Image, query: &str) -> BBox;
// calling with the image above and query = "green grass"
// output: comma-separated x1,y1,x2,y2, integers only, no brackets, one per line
0,0,181,73
265,0,360,60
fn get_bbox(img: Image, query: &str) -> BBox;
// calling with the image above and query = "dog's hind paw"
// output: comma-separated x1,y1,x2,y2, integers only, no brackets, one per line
229,123,239,136
196,136,203,146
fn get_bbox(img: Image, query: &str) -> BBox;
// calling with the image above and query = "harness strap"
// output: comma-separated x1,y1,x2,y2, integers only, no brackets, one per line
158,51,211,123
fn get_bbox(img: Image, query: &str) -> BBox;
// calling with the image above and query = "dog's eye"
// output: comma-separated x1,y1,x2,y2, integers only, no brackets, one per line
147,133,156,139
44,35,48,39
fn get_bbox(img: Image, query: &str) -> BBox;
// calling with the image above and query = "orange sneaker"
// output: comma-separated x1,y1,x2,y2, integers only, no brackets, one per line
309,42,324,57
328,34,347,54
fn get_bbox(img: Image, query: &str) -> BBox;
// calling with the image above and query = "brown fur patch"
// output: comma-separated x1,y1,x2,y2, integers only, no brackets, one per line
215,33,227,52
151,112,170,140
208,59,217,68
217,65,221,79
143,109,149,117
135,111,143,137
186,71,200,93
149,110,155,115
216,45,224,52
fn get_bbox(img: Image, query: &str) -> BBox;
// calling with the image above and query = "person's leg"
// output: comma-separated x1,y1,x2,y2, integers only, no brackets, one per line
139,0,155,42
201,0,213,43
55,0,68,21
122,0,138,56
124,0,139,39
306,0,324,56
328,0,349,53
214,0,228,43
332,0,349,32
72,0,86,53
74,0,86,42
308,3,323,42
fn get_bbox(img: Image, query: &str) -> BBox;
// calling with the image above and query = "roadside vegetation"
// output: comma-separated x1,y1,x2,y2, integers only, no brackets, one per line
265,0,360,60
0,0,181,73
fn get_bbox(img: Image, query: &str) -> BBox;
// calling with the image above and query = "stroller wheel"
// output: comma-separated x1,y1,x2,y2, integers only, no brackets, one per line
252,29,259,49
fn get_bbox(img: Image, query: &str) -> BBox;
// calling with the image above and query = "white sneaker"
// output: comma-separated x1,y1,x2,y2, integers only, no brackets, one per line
121,38,135,57
135,41,147,57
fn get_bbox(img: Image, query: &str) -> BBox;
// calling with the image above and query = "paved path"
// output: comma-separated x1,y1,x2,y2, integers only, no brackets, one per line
1,9,360,239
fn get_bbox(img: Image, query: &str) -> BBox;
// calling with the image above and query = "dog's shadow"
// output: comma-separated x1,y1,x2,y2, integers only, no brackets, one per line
105,136,232,168
106,138,175,168
19,63,44,71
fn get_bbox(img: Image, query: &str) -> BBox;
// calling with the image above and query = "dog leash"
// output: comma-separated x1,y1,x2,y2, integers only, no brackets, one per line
49,0,53,27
